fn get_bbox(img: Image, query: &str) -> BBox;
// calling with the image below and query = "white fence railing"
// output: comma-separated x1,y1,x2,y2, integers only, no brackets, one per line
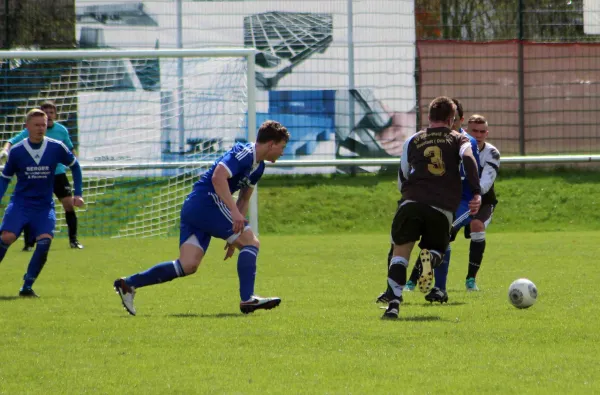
72,154,600,170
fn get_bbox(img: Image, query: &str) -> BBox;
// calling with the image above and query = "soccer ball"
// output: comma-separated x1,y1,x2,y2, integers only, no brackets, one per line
508,278,537,309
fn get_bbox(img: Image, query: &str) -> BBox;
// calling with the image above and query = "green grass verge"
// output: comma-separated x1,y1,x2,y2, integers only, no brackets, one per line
257,168,600,234
0,233,597,393
4,168,599,237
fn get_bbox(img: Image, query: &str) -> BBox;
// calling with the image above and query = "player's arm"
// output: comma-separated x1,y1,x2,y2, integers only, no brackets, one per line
69,162,83,194
237,164,264,217
1,129,28,162
212,164,245,234
470,137,480,174
397,135,413,191
236,187,254,218
59,143,84,206
480,147,500,195
59,124,76,156
0,151,16,202
459,139,482,214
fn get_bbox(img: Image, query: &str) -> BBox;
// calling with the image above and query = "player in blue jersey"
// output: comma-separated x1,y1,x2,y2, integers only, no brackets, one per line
113,120,290,316
1,101,84,250
0,109,84,297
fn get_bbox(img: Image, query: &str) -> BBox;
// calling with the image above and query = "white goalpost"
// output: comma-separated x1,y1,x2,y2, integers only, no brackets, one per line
0,48,259,238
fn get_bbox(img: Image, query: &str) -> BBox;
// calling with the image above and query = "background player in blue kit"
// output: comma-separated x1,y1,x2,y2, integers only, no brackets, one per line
0,109,84,297
2,101,84,250
114,120,290,316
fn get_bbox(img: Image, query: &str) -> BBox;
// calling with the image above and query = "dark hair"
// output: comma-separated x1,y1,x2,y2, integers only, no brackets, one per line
428,96,456,123
256,120,290,143
40,100,57,111
451,98,463,119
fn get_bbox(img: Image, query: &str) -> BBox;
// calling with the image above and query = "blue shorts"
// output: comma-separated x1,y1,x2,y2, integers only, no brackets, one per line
179,192,246,253
452,200,472,231
0,202,56,238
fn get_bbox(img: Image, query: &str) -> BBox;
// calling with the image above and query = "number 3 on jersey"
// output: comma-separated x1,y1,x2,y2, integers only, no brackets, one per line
424,146,446,176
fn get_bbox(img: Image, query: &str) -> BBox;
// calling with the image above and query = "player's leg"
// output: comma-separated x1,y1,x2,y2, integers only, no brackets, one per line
20,208,56,297
376,243,396,303
113,221,208,316
20,233,53,297
22,225,35,251
54,174,82,249
231,228,281,314
376,200,406,303
383,202,421,319
465,204,494,291
0,202,26,263
431,201,469,292
0,231,18,262
420,206,452,303
405,256,421,290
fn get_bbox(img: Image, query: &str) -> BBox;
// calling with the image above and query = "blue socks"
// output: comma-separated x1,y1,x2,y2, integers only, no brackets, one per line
126,260,185,289
237,246,258,302
22,238,51,289
0,239,9,263
434,245,451,291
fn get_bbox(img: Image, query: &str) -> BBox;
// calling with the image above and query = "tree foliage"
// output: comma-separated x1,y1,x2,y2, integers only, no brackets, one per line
417,0,592,42
3,0,75,49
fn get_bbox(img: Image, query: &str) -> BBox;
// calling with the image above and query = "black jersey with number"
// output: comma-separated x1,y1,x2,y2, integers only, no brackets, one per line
398,127,476,212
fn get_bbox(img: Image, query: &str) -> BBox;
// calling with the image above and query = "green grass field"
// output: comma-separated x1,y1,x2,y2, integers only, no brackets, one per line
0,232,598,394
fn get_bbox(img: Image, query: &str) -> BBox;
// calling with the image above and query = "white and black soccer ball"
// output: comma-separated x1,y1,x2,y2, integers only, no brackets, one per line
508,278,537,309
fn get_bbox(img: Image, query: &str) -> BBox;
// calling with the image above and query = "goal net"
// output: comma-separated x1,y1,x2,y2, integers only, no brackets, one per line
0,49,255,238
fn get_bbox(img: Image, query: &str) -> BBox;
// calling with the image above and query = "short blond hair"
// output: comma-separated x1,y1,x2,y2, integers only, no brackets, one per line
468,114,488,126
26,109,48,123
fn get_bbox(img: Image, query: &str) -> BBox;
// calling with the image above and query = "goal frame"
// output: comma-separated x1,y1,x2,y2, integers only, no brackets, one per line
0,48,260,234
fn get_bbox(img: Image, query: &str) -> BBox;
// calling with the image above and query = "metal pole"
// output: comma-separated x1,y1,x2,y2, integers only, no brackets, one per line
247,52,259,234
518,0,525,156
176,0,185,153
347,0,356,175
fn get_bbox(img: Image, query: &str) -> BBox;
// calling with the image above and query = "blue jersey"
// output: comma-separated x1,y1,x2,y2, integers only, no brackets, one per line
459,128,481,201
9,122,74,175
192,143,265,195
1,137,81,208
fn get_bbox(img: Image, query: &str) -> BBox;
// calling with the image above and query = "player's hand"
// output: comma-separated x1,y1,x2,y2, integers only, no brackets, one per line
468,194,481,215
0,149,8,164
73,196,85,207
224,243,236,260
231,210,246,234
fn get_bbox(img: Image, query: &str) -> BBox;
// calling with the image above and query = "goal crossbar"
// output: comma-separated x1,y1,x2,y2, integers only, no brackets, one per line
0,47,260,234
0,48,256,60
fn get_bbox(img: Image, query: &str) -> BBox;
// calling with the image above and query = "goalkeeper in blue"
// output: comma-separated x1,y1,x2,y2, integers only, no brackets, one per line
114,120,290,316
0,109,84,297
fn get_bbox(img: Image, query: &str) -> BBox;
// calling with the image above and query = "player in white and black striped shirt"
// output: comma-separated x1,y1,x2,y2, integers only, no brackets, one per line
461,114,500,290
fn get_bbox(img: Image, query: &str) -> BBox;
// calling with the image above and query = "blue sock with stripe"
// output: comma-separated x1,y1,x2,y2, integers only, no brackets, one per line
237,246,258,302
126,260,185,289
434,245,451,291
23,238,51,289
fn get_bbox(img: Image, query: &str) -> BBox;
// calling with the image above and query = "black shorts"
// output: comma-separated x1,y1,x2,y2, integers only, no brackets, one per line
54,173,73,199
472,204,494,225
452,204,495,241
391,201,451,252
